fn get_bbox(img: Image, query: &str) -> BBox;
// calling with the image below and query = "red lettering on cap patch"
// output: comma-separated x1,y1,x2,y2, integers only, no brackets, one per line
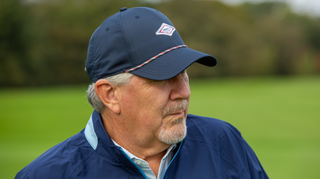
156,23,176,36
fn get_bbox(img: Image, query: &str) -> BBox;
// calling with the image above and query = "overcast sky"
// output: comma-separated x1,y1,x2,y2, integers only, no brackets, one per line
220,0,320,17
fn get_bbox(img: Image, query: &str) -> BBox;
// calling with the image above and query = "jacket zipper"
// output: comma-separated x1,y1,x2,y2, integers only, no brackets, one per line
161,140,184,179
120,148,148,179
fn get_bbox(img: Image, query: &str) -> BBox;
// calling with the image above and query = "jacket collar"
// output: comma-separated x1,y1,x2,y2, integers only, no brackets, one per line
84,110,136,167
84,110,183,168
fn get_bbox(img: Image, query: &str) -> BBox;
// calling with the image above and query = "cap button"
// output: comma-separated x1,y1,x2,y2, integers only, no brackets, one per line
120,7,127,12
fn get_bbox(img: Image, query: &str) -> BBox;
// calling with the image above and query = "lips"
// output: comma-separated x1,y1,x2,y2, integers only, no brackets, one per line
170,110,185,116
164,108,187,119
163,100,188,118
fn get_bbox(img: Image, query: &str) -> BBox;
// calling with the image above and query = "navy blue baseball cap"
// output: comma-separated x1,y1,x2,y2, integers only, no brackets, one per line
85,7,217,82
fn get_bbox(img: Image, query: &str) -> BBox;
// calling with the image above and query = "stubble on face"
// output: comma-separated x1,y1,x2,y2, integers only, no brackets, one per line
157,100,188,144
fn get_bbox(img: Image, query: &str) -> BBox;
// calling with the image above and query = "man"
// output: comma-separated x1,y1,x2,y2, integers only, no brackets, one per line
16,7,268,179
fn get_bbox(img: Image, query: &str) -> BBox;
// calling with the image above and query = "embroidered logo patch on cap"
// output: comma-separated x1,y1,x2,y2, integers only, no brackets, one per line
155,23,176,36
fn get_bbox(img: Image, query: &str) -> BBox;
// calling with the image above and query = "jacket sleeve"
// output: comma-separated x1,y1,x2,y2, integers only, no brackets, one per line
219,123,269,179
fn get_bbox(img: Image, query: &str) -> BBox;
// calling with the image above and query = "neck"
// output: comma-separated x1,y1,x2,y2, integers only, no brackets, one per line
145,149,167,177
101,111,170,159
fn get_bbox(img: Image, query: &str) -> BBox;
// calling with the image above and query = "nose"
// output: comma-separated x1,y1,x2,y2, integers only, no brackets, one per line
169,72,191,101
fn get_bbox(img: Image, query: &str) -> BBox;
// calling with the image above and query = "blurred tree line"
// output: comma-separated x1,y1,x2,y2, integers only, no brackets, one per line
1,0,320,87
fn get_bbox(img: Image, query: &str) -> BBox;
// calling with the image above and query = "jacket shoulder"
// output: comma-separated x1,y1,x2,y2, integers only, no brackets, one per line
186,114,240,141
15,130,93,179
184,114,269,178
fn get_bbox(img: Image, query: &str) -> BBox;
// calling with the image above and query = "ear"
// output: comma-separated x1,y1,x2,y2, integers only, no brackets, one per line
95,79,120,114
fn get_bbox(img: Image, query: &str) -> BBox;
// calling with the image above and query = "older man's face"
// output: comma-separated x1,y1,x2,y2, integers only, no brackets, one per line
117,70,191,145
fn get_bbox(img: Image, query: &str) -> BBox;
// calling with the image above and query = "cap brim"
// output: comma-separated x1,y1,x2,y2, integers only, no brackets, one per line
130,47,217,80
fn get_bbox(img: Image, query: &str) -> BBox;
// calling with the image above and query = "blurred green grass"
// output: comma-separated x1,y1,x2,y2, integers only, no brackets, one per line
1,76,319,179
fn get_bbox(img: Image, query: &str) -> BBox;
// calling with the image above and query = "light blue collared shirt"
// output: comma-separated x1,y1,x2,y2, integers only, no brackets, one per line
113,140,176,179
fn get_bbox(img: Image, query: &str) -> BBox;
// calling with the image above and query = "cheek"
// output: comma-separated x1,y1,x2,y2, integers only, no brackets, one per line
137,90,168,113
119,84,170,122
133,98,168,129
139,100,166,120
121,97,134,113
119,91,140,119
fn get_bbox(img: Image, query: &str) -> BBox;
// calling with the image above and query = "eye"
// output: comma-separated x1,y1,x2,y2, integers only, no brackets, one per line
153,80,167,85
145,78,167,86
181,70,188,76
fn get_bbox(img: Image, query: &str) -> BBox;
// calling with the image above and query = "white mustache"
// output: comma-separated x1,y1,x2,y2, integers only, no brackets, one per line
163,100,188,117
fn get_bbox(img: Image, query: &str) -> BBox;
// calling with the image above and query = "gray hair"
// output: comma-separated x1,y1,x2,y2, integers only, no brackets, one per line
87,73,133,113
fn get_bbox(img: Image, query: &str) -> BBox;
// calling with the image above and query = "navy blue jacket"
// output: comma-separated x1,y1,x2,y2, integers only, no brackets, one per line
16,111,268,178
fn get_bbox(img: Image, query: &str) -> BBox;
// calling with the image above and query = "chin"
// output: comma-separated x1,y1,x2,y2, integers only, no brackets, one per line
158,119,187,145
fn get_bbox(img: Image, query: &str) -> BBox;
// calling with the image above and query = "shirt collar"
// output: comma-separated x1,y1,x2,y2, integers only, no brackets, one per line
84,110,179,170
113,140,177,179
112,139,177,164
